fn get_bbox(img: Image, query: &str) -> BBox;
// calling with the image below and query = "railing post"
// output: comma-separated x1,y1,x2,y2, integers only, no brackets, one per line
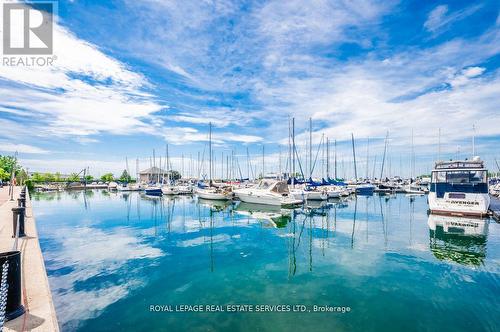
11,207,26,238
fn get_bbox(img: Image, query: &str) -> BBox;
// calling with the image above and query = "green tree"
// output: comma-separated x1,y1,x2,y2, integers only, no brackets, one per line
31,172,45,182
67,173,80,182
0,155,18,174
101,173,114,182
119,170,131,183
54,172,62,182
84,175,94,182
44,173,55,182
0,168,9,181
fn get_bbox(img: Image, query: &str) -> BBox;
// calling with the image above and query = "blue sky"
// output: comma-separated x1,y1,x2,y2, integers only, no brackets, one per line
0,0,499,178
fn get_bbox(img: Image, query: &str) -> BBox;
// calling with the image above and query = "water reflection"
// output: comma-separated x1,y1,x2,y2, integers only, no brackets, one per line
428,214,489,266
234,202,292,228
30,190,500,332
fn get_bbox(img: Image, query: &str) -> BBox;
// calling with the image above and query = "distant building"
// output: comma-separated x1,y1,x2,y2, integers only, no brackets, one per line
139,167,169,183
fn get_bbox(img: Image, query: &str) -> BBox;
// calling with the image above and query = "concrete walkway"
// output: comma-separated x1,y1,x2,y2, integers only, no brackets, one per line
1,186,59,332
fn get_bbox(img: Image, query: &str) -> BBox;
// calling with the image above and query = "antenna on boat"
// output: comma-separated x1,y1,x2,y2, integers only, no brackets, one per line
472,124,476,157
438,128,441,161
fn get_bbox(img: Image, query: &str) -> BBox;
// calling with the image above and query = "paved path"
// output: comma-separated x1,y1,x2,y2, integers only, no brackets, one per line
1,187,59,331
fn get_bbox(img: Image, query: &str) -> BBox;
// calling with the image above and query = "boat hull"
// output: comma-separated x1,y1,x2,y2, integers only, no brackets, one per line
196,188,232,200
235,191,302,207
428,192,490,218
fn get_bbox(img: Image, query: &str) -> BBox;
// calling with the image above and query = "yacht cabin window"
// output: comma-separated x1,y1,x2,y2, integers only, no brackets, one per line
432,170,487,184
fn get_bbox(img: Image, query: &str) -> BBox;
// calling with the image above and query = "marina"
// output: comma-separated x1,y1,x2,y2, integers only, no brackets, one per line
1,1,500,331
27,189,500,332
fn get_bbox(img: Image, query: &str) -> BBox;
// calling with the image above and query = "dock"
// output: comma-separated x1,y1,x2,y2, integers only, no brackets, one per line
490,195,500,222
0,186,59,331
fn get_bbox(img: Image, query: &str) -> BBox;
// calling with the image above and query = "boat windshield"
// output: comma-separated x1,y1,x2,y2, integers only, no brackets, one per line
432,170,487,184
271,181,289,194
257,181,274,190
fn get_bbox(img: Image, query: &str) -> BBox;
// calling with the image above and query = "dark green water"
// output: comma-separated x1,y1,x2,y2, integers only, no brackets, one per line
31,191,500,332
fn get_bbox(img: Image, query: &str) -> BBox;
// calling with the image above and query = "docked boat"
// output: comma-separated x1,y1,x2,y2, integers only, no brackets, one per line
234,179,302,207
144,185,162,196
116,182,142,191
161,185,179,195
404,183,426,195
428,157,490,217
175,184,193,194
304,186,328,200
195,186,233,200
349,183,375,195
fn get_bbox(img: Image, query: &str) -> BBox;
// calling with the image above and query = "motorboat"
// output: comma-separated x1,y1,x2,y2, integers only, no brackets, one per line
144,184,162,196
428,157,490,217
234,179,302,207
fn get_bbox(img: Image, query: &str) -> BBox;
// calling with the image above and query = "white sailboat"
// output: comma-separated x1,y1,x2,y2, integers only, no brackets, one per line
195,122,233,201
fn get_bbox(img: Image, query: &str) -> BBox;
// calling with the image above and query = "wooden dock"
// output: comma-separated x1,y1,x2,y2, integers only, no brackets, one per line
490,195,500,222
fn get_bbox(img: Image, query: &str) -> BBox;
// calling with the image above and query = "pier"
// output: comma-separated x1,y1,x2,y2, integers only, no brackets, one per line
490,195,500,222
0,186,59,331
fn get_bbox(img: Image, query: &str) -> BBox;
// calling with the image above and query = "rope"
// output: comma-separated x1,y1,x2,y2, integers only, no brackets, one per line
0,261,9,330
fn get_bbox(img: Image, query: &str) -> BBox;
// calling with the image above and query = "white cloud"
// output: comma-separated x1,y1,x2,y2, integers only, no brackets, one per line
0,141,49,154
424,4,482,34
42,226,163,327
424,5,449,32
450,66,486,86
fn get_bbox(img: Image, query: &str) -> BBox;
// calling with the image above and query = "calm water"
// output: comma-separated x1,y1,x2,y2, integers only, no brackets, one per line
31,191,500,332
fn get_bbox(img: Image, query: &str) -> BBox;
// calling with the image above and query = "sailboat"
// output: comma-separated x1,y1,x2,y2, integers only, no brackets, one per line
145,150,163,196
195,122,233,200
161,144,180,195
404,130,425,195
348,133,375,195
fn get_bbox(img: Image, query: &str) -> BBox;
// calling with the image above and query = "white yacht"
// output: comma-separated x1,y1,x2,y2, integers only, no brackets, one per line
234,179,303,207
428,157,490,217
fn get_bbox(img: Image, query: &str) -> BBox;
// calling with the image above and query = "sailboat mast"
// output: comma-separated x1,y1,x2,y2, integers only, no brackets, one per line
262,144,265,179
246,147,250,180
326,137,330,178
380,132,388,180
366,137,369,180
309,118,312,178
351,133,357,180
334,139,337,179
292,118,295,187
288,117,292,180
209,122,212,183
153,149,156,183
